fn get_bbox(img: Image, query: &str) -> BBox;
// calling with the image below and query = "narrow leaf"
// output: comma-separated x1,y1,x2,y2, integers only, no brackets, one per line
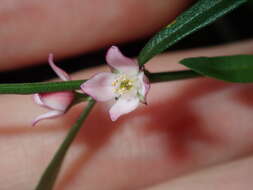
35,99,96,190
0,80,85,94
138,0,246,66
180,55,253,83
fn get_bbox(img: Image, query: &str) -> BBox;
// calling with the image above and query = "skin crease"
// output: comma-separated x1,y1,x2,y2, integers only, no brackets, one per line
1,1,253,190
148,156,253,190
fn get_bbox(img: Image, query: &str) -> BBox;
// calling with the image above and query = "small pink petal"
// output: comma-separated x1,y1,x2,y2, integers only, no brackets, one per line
32,110,64,126
33,94,44,106
109,97,139,121
106,46,139,74
48,53,71,81
37,91,74,111
81,72,116,101
138,72,150,103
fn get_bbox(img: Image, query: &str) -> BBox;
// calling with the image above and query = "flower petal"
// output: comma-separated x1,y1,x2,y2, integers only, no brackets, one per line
32,110,64,126
106,46,139,74
109,97,139,121
137,72,150,103
33,94,44,106
81,72,116,101
36,92,74,111
48,53,71,81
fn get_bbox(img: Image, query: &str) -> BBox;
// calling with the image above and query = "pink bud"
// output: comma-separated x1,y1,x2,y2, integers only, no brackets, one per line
33,54,74,126
32,91,74,126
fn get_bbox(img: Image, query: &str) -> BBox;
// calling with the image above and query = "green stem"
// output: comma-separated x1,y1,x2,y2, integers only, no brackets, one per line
72,92,90,105
35,99,96,190
0,80,85,94
0,70,202,94
148,70,202,83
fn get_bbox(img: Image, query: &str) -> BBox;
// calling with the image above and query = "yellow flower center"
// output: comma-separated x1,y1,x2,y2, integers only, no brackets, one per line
112,75,134,95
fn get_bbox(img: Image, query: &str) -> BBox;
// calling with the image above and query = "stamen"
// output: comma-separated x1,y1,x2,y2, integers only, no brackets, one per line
112,75,135,95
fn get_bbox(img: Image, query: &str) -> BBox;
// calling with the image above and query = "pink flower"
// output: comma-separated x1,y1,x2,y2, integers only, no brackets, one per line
81,46,150,121
32,54,74,126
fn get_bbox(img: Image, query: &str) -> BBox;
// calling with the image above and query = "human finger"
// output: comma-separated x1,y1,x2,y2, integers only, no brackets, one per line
0,0,193,71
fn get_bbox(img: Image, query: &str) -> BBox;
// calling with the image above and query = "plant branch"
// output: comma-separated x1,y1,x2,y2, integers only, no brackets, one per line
0,80,85,94
0,70,202,94
148,70,202,83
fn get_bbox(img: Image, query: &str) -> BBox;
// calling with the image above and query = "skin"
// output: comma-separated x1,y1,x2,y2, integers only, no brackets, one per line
0,0,253,190
0,0,192,70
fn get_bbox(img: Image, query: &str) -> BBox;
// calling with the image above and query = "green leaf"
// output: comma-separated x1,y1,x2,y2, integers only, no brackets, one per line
180,55,253,83
138,0,246,66
0,80,85,94
35,99,96,190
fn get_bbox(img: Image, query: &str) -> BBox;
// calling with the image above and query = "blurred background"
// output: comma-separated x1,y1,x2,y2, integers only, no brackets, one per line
0,1,253,83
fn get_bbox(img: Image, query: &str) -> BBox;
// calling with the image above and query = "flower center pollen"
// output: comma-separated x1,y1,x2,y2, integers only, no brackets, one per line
112,75,134,95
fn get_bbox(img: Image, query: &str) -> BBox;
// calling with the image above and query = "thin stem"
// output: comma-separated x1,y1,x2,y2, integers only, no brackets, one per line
72,92,90,105
35,98,96,190
148,70,202,83
0,80,85,94
0,70,202,94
